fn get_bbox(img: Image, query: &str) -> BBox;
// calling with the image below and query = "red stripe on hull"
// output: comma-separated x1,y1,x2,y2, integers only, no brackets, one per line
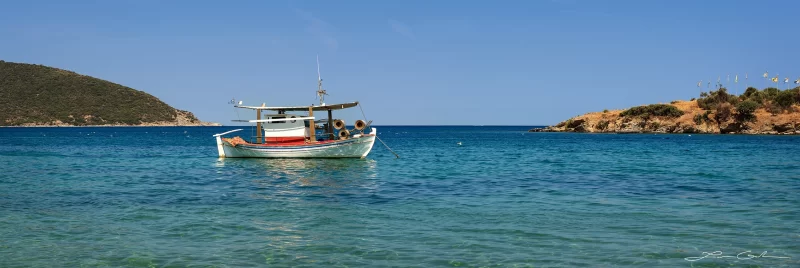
265,137,306,143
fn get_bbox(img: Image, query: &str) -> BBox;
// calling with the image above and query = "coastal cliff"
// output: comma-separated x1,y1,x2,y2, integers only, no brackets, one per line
0,60,219,126
532,87,800,135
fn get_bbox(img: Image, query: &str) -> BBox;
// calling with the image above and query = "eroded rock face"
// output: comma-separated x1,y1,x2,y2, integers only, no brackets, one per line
681,126,698,133
527,127,551,132
720,123,741,134
566,119,585,129
772,123,795,133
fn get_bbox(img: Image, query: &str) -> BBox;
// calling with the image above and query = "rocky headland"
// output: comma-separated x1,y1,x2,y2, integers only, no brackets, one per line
532,86,800,135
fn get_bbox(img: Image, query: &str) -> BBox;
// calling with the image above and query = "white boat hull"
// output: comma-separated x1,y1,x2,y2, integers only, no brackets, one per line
215,128,377,158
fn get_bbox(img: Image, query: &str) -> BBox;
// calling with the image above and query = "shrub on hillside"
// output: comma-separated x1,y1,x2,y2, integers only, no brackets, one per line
728,95,741,105
596,120,609,130
764,87,779,98
745,90,766,105
776,90,795,110
697,88,733,110
742,87,759,98
764,102,783,115
693,114,703,125
693,110,712,125
792,87,800,103
736,100,759,122
650,121,661,130
620,104,684,118
715,103,733,123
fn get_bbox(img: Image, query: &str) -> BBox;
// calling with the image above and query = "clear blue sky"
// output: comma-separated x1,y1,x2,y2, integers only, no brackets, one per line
1,0,798,125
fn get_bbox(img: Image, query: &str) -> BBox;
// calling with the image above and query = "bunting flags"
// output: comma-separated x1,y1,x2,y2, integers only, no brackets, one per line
704,72,800,87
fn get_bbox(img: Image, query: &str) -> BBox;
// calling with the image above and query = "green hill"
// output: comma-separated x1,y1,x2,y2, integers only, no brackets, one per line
0,60,212,126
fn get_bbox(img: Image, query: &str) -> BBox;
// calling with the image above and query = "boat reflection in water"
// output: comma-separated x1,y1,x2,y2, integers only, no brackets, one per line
215,158,379,202
213,158,381,259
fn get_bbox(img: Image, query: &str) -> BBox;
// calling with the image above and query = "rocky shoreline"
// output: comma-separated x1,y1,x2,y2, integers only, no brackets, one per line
530,100,800,135
0,123,222,127
3,110,221,127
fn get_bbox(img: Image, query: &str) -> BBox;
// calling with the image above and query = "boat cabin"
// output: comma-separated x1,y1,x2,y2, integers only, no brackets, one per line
232,102,367,145
262,114,309,143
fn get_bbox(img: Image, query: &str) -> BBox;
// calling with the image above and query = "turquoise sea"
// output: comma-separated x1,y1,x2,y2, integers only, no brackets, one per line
0,126,798,267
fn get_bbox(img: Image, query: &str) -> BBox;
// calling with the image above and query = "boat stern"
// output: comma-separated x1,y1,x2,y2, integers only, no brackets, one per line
212,129,243,158
216,136,226,157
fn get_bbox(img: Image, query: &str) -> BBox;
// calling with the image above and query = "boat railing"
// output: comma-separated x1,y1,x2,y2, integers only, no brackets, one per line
232,116,315,123
212,129,243,137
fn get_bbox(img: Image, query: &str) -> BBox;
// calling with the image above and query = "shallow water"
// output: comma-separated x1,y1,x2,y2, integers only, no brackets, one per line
0,126,798,267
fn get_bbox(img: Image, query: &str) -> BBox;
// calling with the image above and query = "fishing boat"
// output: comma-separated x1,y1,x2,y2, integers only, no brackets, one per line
212,59,378,158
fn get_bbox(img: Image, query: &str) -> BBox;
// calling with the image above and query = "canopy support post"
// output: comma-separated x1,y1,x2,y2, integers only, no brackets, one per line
308,107,316,143
256,109,262,144
327,109,334,140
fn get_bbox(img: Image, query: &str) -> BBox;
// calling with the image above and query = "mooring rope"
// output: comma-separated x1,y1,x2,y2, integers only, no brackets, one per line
358,103,399,158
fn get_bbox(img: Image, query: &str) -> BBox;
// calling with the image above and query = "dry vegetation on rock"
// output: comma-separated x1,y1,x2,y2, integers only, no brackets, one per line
533,86,800,134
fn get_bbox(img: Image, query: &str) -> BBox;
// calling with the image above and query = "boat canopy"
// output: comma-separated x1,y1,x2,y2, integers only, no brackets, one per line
232,116,315,123
235,101,359,111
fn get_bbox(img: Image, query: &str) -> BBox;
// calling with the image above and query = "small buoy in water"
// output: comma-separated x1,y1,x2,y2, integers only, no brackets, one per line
457,142,462,146
688,135,692,137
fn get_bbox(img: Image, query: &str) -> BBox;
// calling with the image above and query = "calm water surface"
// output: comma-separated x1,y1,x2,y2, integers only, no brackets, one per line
0,126,798,267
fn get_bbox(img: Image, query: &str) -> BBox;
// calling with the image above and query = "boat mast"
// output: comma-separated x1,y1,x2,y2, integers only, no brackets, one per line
316,55,334,139
308,55,321,143
316,55,327,106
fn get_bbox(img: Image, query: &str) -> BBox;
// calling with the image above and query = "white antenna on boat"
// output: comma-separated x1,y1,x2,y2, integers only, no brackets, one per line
316,54,327,106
